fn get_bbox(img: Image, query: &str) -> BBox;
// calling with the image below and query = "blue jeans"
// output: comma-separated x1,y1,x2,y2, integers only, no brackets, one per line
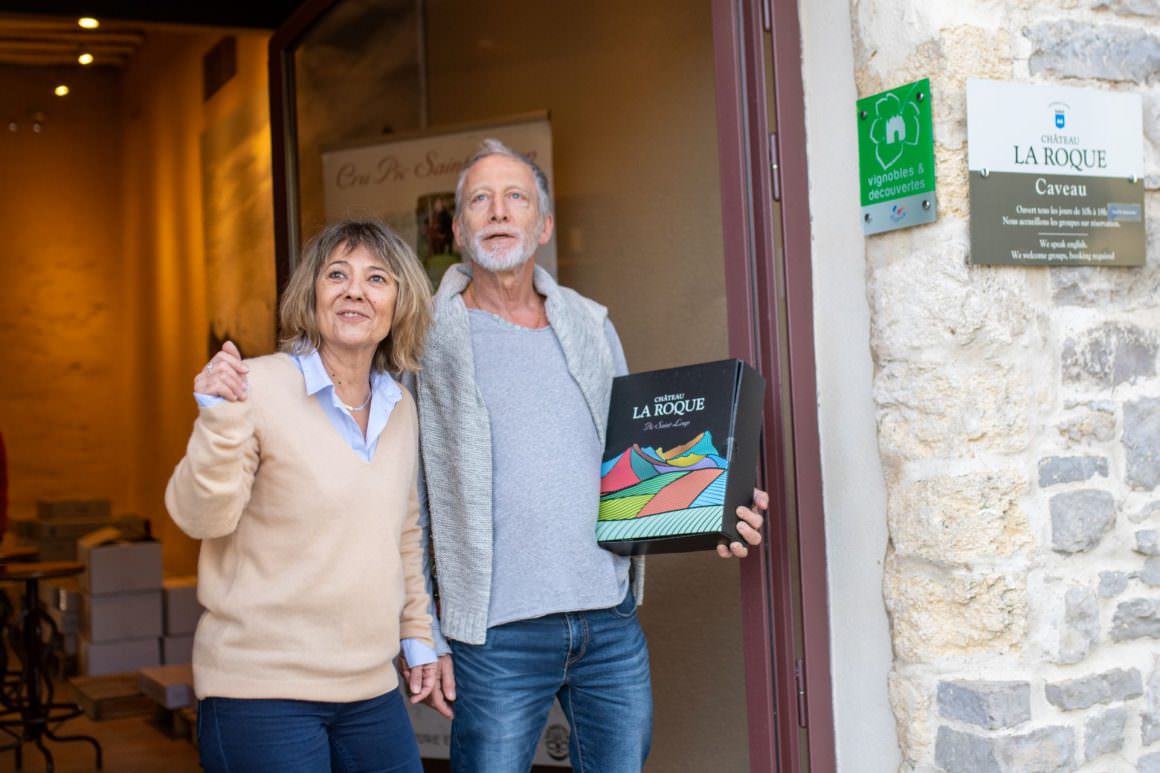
450,590,652,772
197,689,422,772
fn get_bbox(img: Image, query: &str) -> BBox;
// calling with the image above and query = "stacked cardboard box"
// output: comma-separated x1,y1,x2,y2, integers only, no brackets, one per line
161,576,202,664
77,529,163,676
139,663,195,710
11,500,149,561
12,499,111,561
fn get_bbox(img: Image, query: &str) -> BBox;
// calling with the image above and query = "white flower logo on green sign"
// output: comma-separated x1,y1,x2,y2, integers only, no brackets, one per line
869,92,921,170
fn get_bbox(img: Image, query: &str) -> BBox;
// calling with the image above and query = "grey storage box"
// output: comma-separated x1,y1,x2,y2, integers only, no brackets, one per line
82,589,163,643
77,529,162,595
162,576,202,636
79,636,160,677
162,634,194,665
139,664,195,709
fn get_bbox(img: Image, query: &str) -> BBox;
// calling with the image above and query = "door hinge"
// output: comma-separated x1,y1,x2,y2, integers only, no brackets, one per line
794,658,808,728
768,132,781,202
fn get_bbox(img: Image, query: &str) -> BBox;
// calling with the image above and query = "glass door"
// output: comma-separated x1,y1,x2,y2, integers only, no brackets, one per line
268,1,831,769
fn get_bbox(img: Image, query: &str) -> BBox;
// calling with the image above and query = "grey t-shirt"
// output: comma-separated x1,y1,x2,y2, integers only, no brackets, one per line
468,309,631,628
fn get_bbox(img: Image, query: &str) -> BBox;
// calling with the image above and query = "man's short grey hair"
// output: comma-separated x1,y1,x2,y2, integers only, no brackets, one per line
454,138,553,219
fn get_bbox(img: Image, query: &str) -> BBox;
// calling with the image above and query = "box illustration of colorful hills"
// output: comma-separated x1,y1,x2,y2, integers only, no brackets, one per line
597,359,765,555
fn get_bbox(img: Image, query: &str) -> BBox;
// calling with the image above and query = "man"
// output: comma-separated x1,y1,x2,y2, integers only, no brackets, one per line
405,139,766,772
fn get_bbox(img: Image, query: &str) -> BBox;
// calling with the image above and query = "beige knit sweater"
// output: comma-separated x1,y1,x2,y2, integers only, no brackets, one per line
165,354,432,701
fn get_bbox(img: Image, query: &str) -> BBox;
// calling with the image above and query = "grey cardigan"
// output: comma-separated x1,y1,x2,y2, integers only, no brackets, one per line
417,263,644,645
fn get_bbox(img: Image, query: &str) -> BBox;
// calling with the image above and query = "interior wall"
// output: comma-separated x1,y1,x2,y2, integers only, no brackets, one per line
119,29,273,576
0,64,131,532
427,2,748,770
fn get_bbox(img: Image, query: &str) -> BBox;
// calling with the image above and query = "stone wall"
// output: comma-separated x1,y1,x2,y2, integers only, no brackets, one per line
853,1,1160,770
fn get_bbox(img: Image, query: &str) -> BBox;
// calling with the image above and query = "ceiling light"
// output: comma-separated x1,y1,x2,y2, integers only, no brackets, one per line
78,52,94,65
77,17,100,29
54,84,70,97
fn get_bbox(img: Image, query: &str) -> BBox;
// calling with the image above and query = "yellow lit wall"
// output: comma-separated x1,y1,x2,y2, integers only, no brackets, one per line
0,33,273,576
0,64,131,530
120,30,273,576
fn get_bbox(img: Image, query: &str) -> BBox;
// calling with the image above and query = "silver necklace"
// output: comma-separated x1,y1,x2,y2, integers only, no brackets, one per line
320,352,372,413
341,391,372,413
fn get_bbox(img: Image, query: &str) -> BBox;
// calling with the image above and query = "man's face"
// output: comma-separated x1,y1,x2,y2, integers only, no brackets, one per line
454,154,554,273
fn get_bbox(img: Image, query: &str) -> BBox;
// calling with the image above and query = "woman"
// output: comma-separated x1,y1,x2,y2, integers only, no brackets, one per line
165,219,436,772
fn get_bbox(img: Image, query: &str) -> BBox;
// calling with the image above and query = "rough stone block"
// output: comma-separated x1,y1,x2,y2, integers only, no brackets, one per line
1142,663,1160,746
1051,267,1160,312
1061,324,1158,387
1112,598,1160,640
1056,403,1117,444
935,727,1000,773
869,240,1035,360
1084,706,1127,761
1045,667,1143,710
1142,560,1160,587
889,471,1030,563
1050,489,1117,553
875,360,1032,461
937,680,1031,730
888,668,936,763
1124,398,1160,490
1139,530,1160,556
1061,586,1099,664
1133,500,1160,525
1092,0,1160,18
884,554,1027,662
1039,456,1109,487
1099,571,1129,597
1026,20,1160,83
936,725,1076,773
999,726,1077,772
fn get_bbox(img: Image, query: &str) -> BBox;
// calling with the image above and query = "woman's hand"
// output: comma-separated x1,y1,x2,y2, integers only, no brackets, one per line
399,653,455,718
193,341,249,401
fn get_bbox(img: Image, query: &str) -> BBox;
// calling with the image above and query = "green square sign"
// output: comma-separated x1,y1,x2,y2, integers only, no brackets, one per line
857,78,937,235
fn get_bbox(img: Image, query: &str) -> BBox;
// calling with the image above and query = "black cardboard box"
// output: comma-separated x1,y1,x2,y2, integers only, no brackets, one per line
596,359,765,555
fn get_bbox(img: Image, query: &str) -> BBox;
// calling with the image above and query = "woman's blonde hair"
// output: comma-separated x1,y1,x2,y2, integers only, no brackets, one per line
279,219,432,373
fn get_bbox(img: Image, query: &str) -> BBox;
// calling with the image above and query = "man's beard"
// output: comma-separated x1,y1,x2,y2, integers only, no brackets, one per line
464,223,541,272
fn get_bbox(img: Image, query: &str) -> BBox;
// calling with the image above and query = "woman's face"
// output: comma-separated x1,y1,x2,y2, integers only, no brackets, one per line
314,243,398,358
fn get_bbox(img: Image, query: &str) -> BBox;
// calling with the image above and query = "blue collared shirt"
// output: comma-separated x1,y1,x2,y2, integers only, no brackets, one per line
194,350,435,668
294,350,403,462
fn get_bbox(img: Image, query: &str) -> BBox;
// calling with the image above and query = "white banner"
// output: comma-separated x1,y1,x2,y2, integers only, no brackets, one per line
322,113,555,281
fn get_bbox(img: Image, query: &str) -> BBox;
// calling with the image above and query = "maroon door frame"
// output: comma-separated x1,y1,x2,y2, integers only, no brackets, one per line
269,1,835,770
711,0,835,770
268,0,340,295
